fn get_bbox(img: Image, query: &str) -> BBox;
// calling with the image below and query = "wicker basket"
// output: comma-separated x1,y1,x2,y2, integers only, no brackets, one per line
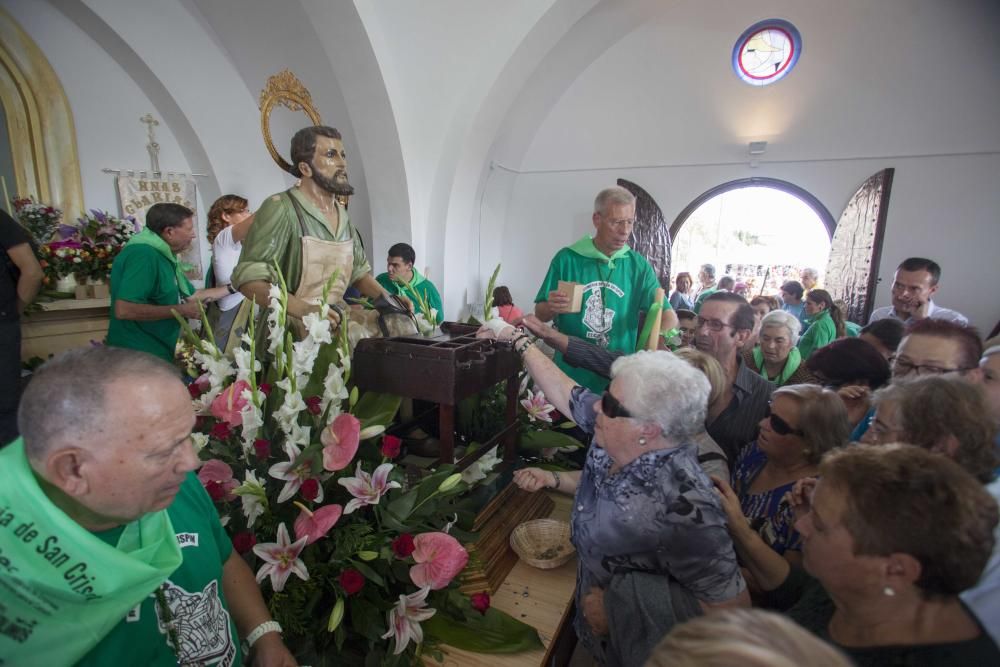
509,519,574,569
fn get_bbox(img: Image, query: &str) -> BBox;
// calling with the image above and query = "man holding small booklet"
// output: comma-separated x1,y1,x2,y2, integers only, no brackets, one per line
534,186,677,392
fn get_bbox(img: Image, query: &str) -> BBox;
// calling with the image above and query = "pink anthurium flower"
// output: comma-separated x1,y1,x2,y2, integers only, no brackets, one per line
381,587,436,655
321,413,361,471
252,522,309,592
269,443,325,504
338,462,401,514
293,501,343,545
409,532,469,590
520,388,555,423
210,379,252,426
197,459,238,502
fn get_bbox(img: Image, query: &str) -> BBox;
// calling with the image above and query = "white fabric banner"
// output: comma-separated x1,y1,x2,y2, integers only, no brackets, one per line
116,174,203,279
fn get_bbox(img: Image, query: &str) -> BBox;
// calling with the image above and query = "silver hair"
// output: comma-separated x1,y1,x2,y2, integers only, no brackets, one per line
700,263,716,280
760,310,803,346
610,350,710,441
593,186,636,215
18,346,181,461
800,267,819,279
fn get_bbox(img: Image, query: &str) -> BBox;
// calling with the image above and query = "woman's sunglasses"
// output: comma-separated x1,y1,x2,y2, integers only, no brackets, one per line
601,391,632,419
764,404,804,437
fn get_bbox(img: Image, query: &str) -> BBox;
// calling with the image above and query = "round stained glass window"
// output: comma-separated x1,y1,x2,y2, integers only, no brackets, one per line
732,19,802,86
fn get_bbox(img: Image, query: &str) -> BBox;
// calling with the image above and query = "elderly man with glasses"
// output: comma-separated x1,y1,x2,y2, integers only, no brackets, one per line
533,186,677,393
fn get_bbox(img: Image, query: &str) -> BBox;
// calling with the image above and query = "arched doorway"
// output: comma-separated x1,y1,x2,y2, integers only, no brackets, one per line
671,180,833,298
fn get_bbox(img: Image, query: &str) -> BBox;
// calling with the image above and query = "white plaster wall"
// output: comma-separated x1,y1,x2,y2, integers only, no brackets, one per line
1,0,191,216
492,0,1000,331
353,0,555,292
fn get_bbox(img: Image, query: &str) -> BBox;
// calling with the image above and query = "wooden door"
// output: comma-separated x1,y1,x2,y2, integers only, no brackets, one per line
618,178,671,289
824,169,894,324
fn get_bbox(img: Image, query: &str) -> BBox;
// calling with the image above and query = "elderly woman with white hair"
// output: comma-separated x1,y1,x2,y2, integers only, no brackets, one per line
478,322,748,666
742,310,818,386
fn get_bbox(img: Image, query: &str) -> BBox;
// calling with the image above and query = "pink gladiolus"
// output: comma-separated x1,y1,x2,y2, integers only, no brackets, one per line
293,502,343,545
409,532,469,590
520,388,556,423
321,413,361,471
197,459,238,502
252,523,309,592
210,379,252,426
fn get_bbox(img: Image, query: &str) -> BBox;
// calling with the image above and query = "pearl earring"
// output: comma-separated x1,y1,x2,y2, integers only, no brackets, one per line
638,437,647,447
883,586,896,597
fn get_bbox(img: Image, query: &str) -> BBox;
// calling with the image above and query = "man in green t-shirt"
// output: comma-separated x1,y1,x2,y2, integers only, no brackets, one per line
0,347,296,665
375,242,443,324
534,186,677,392
107,203,226,362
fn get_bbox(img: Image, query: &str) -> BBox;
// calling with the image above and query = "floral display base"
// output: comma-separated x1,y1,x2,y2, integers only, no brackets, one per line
74,283,109,300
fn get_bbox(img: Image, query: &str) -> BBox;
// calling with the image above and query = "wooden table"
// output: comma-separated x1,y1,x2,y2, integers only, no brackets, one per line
21,297,110,361
436,493,577,667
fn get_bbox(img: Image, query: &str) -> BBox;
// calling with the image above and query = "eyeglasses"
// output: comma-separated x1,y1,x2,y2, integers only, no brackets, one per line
601,391,633,419
696,316,734,332
603,217,635,229
890,356,976,377
764,404,804,437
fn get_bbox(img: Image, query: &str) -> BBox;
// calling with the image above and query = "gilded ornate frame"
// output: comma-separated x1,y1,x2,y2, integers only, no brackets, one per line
259,69,323,175
0,8,84,216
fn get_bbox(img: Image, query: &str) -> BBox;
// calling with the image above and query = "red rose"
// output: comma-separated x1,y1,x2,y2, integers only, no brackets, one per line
232,532,257,554
187,382,204,398
339,569,365,595
391,533,416,558
470,592,491,615
305,396,322,416
210,421,232,440
253,438,271,459
195,416,208,431
258,383,272,396
300,478,320,502
381,434,403,459
204,480,227,502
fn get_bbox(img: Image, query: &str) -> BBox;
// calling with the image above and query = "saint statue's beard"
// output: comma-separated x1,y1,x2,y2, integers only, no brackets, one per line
311,167,355,197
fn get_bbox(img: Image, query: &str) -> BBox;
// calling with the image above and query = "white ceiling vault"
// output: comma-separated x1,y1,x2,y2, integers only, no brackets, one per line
4,0,999,327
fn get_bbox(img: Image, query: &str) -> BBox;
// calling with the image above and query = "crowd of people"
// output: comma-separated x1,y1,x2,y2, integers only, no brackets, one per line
3,147,998,665
480,185,999,665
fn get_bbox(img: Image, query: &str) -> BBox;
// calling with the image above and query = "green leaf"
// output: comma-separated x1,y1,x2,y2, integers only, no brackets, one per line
424,604,542,654
352,391,402,429
350,560,386,588
519,429,583,451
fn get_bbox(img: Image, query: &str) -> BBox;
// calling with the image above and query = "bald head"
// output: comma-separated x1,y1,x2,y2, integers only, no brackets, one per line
19,347,182,461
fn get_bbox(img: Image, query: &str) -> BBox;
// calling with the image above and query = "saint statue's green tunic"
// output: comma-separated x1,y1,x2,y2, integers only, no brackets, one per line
230,187,371,293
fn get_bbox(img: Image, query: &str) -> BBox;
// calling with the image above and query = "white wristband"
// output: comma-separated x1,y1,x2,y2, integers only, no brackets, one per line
246,620,282,648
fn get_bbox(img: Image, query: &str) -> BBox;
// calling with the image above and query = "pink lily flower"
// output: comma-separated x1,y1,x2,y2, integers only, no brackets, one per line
269,443,325,504
381,587,436,655
409,532,469,590
338,462,401,514
520,388,556,423
320,413,361,471
197,459,239,502
252,522,309,592
210,379,252,426
293,502,343,545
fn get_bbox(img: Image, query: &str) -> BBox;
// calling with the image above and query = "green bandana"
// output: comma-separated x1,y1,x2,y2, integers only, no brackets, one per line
567,235,631,269
0,439,183,664
753,346,802,386
125,227,196,297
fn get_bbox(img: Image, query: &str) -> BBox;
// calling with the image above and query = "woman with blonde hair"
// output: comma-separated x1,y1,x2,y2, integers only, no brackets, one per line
646,609,850,667
672,347,730,479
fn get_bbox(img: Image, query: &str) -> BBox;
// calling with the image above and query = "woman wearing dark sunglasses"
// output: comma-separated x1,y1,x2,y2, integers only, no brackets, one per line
713,385,850,572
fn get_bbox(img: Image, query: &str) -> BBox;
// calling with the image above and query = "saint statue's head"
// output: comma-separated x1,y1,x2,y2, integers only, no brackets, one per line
291,125,355,197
